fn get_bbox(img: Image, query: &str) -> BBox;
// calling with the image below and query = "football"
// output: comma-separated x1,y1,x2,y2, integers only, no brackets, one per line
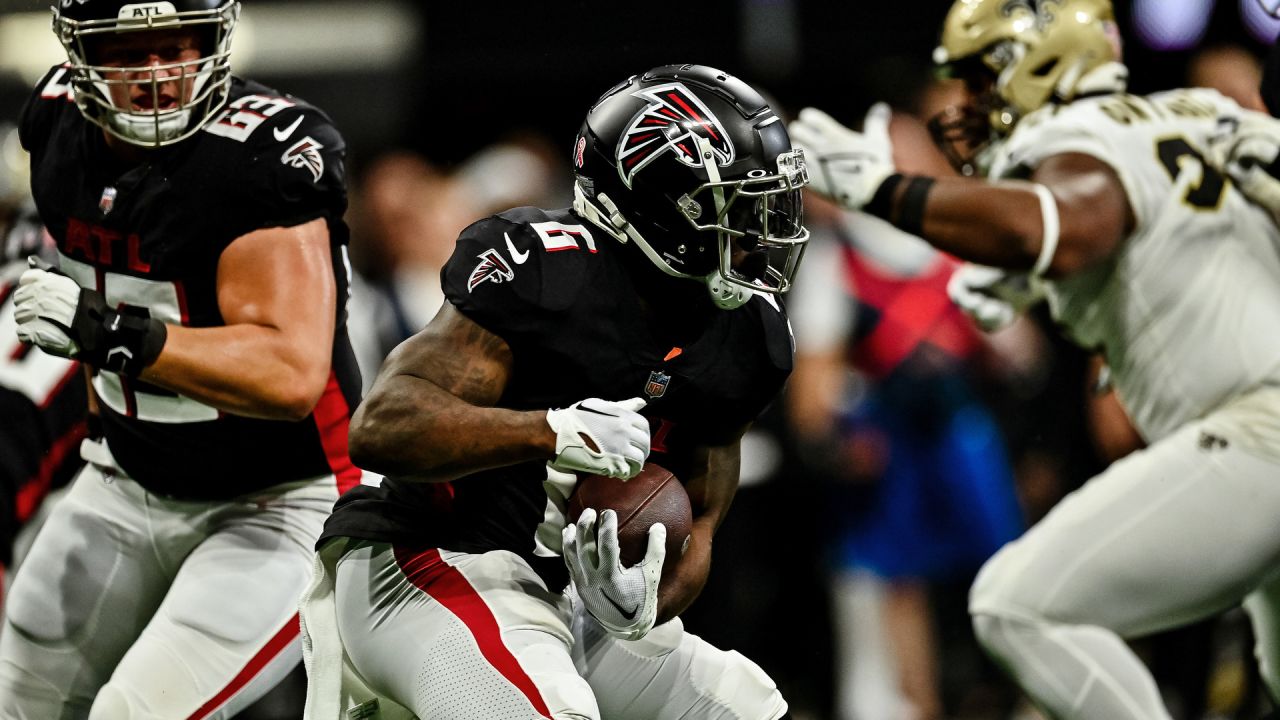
567,463,693,570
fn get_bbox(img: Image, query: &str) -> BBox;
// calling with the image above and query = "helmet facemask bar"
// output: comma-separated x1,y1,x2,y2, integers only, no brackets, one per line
54,3,239,148
679,147,810,294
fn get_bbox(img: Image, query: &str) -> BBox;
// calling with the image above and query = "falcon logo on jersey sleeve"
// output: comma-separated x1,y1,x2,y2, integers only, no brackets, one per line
467,248,515,292
616,82,735,188
281,136,325,182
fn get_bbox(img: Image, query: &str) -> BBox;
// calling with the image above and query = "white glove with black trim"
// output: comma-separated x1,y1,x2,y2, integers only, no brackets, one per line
947,263,1042,332
1210,112,1280,222
546,397,649,479
788,103,895,211
562,508,666,641
13,262,81,356
13,257,167,376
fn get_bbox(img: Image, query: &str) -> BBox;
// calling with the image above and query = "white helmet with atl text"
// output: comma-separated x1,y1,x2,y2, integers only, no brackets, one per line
53,0,240,147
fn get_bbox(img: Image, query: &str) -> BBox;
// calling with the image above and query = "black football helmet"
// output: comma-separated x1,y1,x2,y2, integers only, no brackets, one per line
52,0,240,148
572,64,809,309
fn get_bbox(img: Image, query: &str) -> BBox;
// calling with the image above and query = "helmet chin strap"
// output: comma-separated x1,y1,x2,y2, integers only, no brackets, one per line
692,134,752,310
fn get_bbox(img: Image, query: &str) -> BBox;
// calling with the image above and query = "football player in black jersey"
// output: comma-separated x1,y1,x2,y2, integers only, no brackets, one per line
3,1,361,717
299,65,806,719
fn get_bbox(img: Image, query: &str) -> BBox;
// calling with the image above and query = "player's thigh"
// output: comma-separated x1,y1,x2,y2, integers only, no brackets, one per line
94,479,334,719
0,465,175,707
336,543,596,720
572,608,787,720
971,419,1280,637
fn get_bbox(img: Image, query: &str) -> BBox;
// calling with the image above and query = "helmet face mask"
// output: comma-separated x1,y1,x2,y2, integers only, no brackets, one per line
53,0,240,148
679,147,808,292
572,65,810,307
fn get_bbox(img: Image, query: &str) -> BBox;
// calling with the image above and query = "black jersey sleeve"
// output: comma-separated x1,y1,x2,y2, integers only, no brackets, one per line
19,66,72,155
220,103,348,240
441,209,592,343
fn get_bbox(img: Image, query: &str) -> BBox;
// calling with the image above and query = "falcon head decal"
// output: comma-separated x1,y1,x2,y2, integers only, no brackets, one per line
615,82,735,188
281,136,325,183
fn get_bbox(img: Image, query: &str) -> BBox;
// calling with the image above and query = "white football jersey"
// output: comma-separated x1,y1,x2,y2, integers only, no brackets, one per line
990,89,1280,443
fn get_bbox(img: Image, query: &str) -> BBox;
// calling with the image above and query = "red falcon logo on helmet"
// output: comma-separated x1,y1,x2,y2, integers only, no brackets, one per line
616,82,735,188
281,136,325,182
467,248,516,292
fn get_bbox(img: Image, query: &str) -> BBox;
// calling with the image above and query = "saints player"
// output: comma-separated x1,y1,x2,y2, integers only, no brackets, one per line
4,0,360,717
790,0,1280,718
300,65,804,719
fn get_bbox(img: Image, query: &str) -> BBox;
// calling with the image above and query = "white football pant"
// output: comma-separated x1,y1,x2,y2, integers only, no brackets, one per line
0,438,338,719
301,540,788,720
971,389,1280,719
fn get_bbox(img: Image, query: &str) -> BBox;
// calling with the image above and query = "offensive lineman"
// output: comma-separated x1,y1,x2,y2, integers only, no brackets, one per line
790,0,1280,718
3,0,360,717
300,65,804,719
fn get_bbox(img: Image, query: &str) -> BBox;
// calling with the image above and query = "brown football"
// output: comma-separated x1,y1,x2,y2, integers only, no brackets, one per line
567,463,693,570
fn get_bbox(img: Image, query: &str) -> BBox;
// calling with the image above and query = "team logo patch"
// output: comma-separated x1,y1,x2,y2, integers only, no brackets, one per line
467,248,515,292
644,370,671,399
616,82,735,188
281,136,324,182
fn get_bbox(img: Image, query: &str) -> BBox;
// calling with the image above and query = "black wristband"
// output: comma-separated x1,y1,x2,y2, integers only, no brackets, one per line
897,176,936,237
71,289,167,377
863,173,904,220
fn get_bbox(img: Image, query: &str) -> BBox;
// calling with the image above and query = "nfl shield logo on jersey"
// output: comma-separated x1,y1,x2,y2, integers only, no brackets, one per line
99,186,117,216
644,370,671,399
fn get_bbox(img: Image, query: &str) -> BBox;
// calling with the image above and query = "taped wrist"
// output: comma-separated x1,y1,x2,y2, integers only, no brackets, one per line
863,173,935,236
71,289,167,376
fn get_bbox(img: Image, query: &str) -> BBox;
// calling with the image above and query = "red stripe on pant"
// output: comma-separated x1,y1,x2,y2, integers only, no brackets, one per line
185,613,300,720
394,546,553,719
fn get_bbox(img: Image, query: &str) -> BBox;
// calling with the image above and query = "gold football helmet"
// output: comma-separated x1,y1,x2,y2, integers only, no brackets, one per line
929,0,1121,174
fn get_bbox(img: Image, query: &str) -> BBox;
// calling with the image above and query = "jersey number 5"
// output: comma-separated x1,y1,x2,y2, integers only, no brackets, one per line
1155,137,1227,210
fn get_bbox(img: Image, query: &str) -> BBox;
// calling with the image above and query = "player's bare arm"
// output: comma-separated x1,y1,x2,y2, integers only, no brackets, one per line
348,301,556,480
140,217,335,420
914,153,1135,277
656,438,743,624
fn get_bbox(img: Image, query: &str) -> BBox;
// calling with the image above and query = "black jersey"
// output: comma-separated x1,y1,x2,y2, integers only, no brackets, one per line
20,66,362,500
320,207,794,590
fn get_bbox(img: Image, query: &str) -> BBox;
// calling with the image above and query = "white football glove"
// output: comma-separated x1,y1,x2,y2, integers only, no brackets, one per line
546,397,649,479
788,103,895,211
562,508,666,641
1210,112,1280,222
946,263,1042,332
13,263,82,357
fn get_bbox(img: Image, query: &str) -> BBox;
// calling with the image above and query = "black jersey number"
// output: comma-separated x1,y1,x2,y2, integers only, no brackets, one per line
1155,137,1227,210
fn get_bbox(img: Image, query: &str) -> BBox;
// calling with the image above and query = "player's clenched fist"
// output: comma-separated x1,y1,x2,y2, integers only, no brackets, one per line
14,257,166,376
546,397,650,479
